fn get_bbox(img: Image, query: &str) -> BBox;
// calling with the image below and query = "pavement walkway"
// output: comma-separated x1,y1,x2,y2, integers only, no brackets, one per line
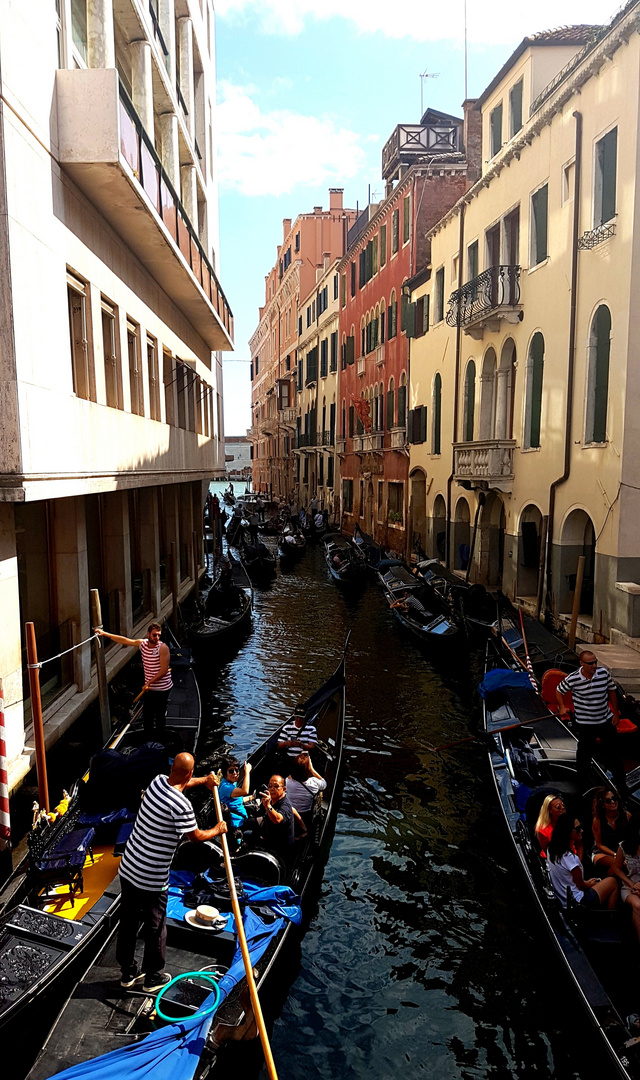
592,642,640,698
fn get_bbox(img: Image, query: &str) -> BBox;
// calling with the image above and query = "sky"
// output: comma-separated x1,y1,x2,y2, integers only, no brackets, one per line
216,0,622,434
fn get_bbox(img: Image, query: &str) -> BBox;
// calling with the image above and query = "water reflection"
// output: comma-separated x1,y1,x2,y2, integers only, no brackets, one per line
205,484,606,1079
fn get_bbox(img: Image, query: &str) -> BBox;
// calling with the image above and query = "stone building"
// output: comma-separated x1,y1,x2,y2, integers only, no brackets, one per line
408,7,640,640
0,0,232,791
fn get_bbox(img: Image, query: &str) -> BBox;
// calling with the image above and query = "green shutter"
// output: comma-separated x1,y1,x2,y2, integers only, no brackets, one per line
380,225,387,266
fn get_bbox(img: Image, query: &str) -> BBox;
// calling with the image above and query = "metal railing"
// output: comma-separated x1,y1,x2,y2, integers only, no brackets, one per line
294,432,318,449
446,265,520,328
118,85,233,339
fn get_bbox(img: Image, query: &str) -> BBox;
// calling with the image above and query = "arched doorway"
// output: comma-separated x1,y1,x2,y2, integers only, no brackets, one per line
410,469,427,558
432,494,446,560
497,338,516,439
517,504,543,598
559,509,596,617
453,497,471,570
479,492,506,586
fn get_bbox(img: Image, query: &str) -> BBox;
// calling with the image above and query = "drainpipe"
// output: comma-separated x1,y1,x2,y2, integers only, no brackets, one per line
545,110,582,621
445,202,465,569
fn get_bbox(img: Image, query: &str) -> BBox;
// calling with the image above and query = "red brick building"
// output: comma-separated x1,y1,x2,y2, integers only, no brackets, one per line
337,105,481,553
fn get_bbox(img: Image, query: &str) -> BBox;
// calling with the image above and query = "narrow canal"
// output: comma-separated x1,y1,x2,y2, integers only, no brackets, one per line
198,488,609,1080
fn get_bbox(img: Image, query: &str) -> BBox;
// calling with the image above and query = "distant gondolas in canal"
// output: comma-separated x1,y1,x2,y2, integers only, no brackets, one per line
378,561,461,645
323,532,368,585
277,526,306,565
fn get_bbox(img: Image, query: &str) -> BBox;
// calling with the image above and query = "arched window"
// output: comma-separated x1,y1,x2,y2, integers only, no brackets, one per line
389,290,397,339
524,332,544,448
341,398,346,438
586,306,611,444
387,377,395,429
432,373,442,454
380,298,386,344
379,382,385,431
463,360,476,441
360,316,366,357
479,348,497,439
398,372,407,428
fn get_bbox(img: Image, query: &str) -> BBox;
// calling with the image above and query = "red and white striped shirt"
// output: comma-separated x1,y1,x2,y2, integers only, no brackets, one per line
139,639,172,692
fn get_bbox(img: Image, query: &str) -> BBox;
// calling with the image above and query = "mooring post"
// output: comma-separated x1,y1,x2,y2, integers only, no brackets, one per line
90,589,111,744
25,622,49,813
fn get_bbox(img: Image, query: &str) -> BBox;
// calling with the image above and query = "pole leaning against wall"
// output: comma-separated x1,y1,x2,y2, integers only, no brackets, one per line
0,677,12,886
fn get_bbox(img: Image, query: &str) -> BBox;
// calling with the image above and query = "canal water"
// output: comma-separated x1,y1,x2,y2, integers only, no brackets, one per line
201,485,608,1080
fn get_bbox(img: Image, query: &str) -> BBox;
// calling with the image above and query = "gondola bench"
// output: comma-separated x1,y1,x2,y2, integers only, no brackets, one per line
28,810,95,901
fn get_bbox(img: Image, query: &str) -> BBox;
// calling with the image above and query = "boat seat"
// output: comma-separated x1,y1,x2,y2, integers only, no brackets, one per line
28,818,95,900
231,849,285,886
541,669,572,715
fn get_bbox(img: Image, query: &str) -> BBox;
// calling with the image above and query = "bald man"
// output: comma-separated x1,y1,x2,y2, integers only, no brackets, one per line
116,753,227,992
557,651,625,794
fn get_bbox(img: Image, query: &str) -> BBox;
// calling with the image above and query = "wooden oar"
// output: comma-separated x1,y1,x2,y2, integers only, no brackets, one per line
132,686,148,706
426,711,558,754
211,783,279,1080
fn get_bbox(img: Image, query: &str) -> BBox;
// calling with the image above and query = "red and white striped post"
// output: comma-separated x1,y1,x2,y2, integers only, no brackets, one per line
0,677,12,886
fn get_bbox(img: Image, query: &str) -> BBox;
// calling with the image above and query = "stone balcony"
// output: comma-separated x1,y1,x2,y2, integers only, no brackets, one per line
357,356,366,376
453,439,516,491
279,407,297,429
354,433,384,453
390,427,407,449
446,265,522,341
336,438,346,454
56,69,233,351
375,344,385,366
261,416,277,436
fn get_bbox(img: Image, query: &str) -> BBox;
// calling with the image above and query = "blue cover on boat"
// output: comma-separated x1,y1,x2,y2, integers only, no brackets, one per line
166,871,302,926
478,669,533,698
78,808,135,827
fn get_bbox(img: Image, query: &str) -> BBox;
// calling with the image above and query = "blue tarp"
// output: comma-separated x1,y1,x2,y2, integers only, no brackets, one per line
166,871,302,926
478,668,533,698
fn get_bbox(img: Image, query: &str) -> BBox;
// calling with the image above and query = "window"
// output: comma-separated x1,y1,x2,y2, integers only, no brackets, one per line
67,273,94,400
409,405,427,444
463,360,476,441
297,359,303,391
387,378,395,429
586,306,611,444
333,273,339,300
306,305,312,328
388,292,398,339
70,0,87,64
434,267,445,323
101,298,122,409
415,295,429,337
467,240,478,282
350,262,356,297
298,315,302,337
531,183,548,266
163,352,175,425
432,373,442,454
403,195,410,244
342,479,353,513
372,235,379,275
388,482,404,525
392,208,399,254
306,347,318,385
327,455,334,488
147,335,161,421
595,127,617,227
380,224,387,267
348,405,354,437
176,360,186,428
524,332,544,448
359,250,366,289
490,103,503,158
330,331,338,371
398,374,407,428
318,286,328,315
341,273,346,308
295,231,300,252
509,80,523,138
283,246,292,271
320,338,328,378
255,355,259,376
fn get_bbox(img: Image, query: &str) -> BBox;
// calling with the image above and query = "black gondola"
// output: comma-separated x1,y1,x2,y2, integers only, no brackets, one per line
241,538,277,584
0,644,205,1075
28,644,348,1080
277,527,306,564
483,616,640,1080
413,558,500,638
187,557,252,655
323,532,367,584
378,561,461,644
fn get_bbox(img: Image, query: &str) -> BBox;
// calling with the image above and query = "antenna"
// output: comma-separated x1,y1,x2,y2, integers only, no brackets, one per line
464,0,468,101
420,70,440,119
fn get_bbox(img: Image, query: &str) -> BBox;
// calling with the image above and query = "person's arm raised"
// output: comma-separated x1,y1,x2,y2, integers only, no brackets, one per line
94,629,143,648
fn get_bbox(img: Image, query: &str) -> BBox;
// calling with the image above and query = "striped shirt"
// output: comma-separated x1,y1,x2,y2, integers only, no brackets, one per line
119,775,197,891
557,666,616,725
139,639,172,692
279,718,318,758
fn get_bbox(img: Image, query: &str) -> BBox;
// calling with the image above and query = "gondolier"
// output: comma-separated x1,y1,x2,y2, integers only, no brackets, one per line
95,623,172,737
556,651,626,793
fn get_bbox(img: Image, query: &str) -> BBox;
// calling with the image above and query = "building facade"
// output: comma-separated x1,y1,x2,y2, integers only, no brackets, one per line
0,0,232,791
337,106,480,552
225,436,252,482
408,8,640,641
249,190,357,499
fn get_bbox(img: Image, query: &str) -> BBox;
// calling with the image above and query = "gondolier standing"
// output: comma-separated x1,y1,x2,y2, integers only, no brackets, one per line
95,623,172,737
556,651,626,794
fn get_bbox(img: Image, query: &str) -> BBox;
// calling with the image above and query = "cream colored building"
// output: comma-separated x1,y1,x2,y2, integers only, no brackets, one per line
0,0,232,792
408,9,640,641
295,258,341,513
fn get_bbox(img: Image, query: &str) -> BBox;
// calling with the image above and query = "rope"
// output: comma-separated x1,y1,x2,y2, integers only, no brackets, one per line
28,633,99,670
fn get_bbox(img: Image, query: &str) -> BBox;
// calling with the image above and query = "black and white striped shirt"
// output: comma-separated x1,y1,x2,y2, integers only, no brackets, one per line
557,666,616,725
119,775,197,891
279,718,318,758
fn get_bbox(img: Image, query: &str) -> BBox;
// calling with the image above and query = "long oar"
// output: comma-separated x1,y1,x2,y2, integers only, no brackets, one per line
132,686,148,706
426,711,557,754
211,784,279,1080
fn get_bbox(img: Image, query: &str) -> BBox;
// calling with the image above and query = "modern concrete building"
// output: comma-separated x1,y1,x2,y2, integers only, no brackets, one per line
224,436,252,482
249,189,357,498
408,7,640,641
0,0,232,791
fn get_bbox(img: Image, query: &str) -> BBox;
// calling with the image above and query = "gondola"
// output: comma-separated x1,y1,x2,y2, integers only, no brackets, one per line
483,618,640,1080
323,532,367,585
0,643,206,1076
277,527,306,564
241,538,277,584
378,560,461,645
222,490,236,507
27,643,348,1080
413,558,500,638
224,511,247,548
187,561,252,656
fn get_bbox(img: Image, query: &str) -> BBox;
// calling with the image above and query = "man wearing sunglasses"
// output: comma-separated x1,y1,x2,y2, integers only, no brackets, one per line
556,651,625,793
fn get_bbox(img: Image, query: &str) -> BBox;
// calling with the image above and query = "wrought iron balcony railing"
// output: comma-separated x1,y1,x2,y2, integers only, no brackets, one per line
446,265,520,332
294,432,318,449
321,430,335,447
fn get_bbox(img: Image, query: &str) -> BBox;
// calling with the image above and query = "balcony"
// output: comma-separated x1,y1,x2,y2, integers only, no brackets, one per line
336,438,346,454
453,440,516,492
261,416,277,436
446,266,522,341
382,121,460,182
354,433,384,453
279,407,297,429
294,432,318,450
247,425,259,439
55,69,233,351
357,357,366,376
321,430,335,447
390,427,407,449
375,344,385,366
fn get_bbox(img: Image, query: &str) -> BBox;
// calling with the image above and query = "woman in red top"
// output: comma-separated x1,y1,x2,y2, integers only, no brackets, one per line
535,795,567,857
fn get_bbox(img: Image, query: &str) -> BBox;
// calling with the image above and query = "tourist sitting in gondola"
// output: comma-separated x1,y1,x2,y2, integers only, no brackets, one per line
613,813,640,943
535,794,567,858
591,787,630,875
255,775,296,861
204,566,243,620
548,814,618,910
286,753,326,827
218,756,254,848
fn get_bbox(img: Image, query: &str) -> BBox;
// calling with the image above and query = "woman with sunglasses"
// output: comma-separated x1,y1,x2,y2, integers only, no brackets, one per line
218,756,253,846
591,787,630,873
535,794,567,857
548,815,618,909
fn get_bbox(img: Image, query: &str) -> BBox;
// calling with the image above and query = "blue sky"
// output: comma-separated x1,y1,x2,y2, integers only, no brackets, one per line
216,0,621,434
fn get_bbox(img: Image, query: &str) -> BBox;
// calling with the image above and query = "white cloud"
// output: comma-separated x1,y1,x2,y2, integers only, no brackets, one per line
217,80,368,196
216,0,623,46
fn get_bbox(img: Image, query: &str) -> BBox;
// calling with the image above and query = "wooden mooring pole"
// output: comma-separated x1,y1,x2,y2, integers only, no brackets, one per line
170,541,179,632
0,677,13,886
90,589,111,744
25,622,49,813
192,529,199,600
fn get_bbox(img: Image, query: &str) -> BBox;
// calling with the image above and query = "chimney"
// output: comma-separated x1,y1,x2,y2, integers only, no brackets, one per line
283,218,292,238
329,187,344,210
462,99,482,181
313,206,323,214
323,252,330,271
